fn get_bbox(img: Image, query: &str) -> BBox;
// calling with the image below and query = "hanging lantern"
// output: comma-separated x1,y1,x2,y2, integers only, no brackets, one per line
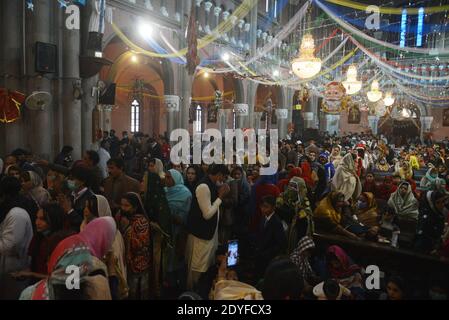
383,91,395,106
291,34,322,79
342,64,362,95
367,80,383,102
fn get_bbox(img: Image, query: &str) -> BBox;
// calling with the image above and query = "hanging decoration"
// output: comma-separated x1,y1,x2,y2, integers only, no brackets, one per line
26,0,34,11
0,89,25,123
342,64,362,95
186,1,199,75
291,33,322,79
383,91,395,107
321,81,348,114
367,80,383,102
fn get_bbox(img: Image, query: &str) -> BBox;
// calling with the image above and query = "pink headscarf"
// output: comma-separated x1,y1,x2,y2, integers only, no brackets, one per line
327,245,360,279
79,216,117,259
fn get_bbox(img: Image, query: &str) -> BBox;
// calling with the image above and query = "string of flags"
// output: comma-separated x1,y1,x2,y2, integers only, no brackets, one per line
26,0,86,12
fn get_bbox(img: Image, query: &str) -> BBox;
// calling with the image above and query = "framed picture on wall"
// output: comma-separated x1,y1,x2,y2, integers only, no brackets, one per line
443,108,449,127
207,104,218,123
348,106,361,124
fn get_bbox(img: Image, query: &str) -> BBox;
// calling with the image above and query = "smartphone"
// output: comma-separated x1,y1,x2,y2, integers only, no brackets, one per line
227,240,239,268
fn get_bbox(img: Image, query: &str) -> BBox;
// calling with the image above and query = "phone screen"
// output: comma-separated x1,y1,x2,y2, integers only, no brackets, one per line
227,240,238,267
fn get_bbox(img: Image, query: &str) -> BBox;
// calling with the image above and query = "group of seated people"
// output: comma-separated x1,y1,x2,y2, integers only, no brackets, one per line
0,131,448,300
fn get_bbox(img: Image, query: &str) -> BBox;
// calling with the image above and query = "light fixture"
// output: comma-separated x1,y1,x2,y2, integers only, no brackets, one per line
222,52,230,62
367,80,383,102
291,34,322,79
131,55,138,63
401,108,411,118
204,71,209,78
138,22,153,39
383,91,395,106
342,65,362,95
94,51,103,58
273,69,280,77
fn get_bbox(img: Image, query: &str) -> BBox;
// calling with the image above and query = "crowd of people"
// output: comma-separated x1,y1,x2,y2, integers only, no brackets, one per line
0,129,448,300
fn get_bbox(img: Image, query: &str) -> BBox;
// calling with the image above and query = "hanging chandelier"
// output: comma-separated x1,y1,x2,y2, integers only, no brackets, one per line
342,64,362,95
291,34,322,79
383,91,395,106
367,80,382,102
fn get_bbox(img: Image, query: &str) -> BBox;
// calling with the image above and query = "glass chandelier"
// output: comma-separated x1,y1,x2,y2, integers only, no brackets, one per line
291,34,322,79
367,80,383,102
383,91,395,106
342,64,362,95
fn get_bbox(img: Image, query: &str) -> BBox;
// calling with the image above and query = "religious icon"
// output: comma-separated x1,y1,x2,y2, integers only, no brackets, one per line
443,108,449,127
348,105,361,124
322,81,346,114
207,103,218,123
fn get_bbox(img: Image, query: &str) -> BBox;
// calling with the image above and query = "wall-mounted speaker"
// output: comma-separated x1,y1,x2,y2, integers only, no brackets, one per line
35,42,57,73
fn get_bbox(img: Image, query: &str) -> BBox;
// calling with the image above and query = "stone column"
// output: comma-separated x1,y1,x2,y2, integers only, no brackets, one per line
1,0,24,155
303,95,319,129
101,105,113,132
234,103,249,129
420,116,434,143
25,0,53,160
164,95,180,134
367,115,380,135
325,114,340,135
276,108,288,139
254,112,263,131
61,5,82,160
218,109,228,136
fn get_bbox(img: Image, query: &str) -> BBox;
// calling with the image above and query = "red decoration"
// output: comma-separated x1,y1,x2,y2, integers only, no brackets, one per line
0,88,25,123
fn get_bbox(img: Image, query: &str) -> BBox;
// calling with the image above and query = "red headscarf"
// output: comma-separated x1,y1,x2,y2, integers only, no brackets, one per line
277,167,302,192
300,161,315,188
327,245,360,279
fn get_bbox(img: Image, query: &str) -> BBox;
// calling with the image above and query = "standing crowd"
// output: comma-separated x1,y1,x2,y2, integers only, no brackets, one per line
0,129,448,300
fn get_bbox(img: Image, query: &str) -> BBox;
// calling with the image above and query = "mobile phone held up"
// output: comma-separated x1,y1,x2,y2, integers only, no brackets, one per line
227,240,238,268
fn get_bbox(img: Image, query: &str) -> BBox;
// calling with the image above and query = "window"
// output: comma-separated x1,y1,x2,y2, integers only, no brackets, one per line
266,0,269,13
131,99,140,133
416,7,424,47
274,0,277,18
195,105,202,132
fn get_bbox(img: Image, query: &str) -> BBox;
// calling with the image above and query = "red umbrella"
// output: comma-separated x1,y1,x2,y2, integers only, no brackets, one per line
0,88,25,123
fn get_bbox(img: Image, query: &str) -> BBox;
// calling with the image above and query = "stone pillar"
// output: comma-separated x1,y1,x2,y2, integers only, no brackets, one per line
303,95,319,129
218,109,228,136
254,112,263,131
101,105,113,132
420,116,434,143
25,0,53,160
1,0,24,155
276,109,288,139
325,114,340,135
234,103,249,129
62,5,82,160
164,95,180,134
367,115,380,135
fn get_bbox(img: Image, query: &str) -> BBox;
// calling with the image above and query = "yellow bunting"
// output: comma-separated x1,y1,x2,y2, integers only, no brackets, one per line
110,0,258,59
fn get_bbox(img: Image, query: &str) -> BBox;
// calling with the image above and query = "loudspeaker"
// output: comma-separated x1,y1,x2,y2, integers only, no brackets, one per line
35,42,57,73
99,83,116,105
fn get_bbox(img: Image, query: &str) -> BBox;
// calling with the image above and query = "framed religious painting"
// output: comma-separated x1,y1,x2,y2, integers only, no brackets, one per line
207,103,218,123
443,108,449,127
348,106,361,124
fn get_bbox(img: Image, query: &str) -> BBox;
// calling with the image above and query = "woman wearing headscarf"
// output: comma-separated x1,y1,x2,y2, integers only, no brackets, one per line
20,171,51,208
143,172,172,298
164,169,192,288
397,161,414,181
331,153,362,203
276,167,302,193
362,172,378,196
314,192,370,240
414,191,448,254
116,192,151,299
355,192,379,228
20,217,116,300
325,245,363,298
388,181,419,220
277,177,314,252
141,158,165,194
299,156,315,189
229,166,251,238
375,157,391,172
377,176,398,201
185,165,201,195
290,236,319,288
81,194,128,300
420,167,447,192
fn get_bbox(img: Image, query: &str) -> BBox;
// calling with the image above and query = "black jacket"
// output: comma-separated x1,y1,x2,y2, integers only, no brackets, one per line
187,176,219,240
64,188,95,232
256,214,287,265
